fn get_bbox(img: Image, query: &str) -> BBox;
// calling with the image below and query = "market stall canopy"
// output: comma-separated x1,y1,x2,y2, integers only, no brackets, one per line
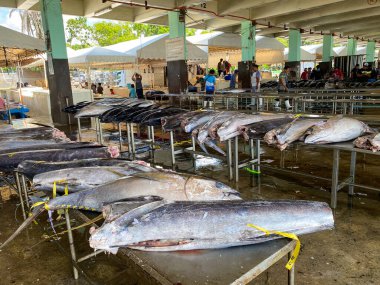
284,47,315,61
106,34,208,63
187,32,285,51
23,47,76,68
0,25,45,67
68,46,135,67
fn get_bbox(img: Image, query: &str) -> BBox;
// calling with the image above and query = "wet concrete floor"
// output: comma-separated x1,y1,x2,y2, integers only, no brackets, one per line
0,130,379,284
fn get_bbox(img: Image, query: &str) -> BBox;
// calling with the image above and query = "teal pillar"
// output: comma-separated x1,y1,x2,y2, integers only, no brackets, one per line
167,11,188,94
241,21,256,62
347,38,357,56
39,0,73,125
366,41,376,63
322,34,334,62
288,29,301,62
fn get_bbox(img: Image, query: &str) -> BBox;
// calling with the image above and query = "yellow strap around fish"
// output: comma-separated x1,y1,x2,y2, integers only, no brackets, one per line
294,113,302,119
52,179,68,199
31,200,50,211
247,223,300,270
174,139,192,146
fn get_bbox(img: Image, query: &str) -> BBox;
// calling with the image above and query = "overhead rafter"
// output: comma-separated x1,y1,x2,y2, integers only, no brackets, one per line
217,0,278,15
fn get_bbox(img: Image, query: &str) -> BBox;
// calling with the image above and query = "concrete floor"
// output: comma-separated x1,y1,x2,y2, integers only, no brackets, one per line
0,137,379,284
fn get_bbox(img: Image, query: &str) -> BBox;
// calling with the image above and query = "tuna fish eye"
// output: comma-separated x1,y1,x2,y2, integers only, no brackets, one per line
215,182,225,189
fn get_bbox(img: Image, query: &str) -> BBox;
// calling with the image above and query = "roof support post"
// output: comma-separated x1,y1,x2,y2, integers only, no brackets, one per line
167,11,188,94
39,0,73,125
241,21,256,62
347,38,357,56
288,29,301,62
322,34,334,62
366,41,376,64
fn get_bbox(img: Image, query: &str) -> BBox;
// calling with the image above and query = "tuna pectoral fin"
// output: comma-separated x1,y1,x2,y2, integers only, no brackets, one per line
205,140,226,156
0,206,45,249
102,198,165,223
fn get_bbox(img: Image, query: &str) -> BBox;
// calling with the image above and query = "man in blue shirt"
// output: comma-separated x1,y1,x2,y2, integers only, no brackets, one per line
230,70,238,89
204,69,216,108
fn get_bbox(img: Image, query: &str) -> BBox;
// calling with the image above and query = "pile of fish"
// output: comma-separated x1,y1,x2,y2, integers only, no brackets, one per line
0,116,334,260
354,133,380,152
65,99,187,126
161,110,294,155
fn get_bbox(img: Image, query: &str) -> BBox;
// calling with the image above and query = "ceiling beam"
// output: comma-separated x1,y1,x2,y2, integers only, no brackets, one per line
293,7,380,28
257,27,284,36
16,0,38,10
251,0,345,20
133,7,167,23
271,0,379,25
217,0,278,15
314,16,380,32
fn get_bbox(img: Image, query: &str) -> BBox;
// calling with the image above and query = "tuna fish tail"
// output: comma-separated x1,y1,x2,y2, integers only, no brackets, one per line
205,140,226,156
198,142,209,154
0,206,45,249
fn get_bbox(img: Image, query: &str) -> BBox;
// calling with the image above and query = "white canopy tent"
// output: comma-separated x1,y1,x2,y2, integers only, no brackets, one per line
106,34,208,64
24,47,76,68
0,25,45,67
284,47,315,61
187,32,285,65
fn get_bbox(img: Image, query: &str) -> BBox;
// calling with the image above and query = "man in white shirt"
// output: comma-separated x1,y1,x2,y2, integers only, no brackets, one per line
251,64,261,93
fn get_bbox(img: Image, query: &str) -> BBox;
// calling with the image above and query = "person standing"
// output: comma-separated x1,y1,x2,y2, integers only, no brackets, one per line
230,70,238,89
277,66,292,110
301,68,309,80
129,84,137,98
96,83,104,95
204,69,216,108
132,73,144,99
251,64,262,108
217,58,226,77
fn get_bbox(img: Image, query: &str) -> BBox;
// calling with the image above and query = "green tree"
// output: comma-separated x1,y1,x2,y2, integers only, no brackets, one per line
92,21,136,46
66,17,93,49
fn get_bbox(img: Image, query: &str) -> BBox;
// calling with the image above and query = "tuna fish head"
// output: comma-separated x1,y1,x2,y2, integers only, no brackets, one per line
107,146,120,158
89,222,126,253
184,177,241,200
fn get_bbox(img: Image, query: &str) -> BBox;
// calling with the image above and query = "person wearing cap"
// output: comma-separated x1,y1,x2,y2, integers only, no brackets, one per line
277,66,292,110
230,69,238,89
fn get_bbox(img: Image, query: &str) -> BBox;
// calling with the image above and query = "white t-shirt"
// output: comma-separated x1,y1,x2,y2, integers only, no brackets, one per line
251,70,261,87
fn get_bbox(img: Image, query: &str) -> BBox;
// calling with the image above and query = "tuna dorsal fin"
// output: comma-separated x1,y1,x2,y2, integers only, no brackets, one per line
110,200,167,226
278,117,300,135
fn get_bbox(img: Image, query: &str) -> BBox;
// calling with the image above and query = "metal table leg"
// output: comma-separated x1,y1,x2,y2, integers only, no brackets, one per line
130,123,136,156
255,140,261,173
98,119,104,145
234,137,239,182
65,210,79,279
348,151,357,196
170,131,176,166
127,123,131,152
20,174,30,210
118,122,123,152
226,139,233,181
331,149,340,209
14,172,26,220
77,118,82,142
249,139,255,172
288,252,295,285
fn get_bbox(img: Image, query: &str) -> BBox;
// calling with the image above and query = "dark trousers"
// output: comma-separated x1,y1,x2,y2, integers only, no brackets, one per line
136,88,144,99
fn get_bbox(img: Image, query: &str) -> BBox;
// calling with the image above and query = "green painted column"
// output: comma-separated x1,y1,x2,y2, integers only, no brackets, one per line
288,29,301,62
167,11,188,94
39,0,73,125
347,38,357,56
366,41,376,63
322,34,334,62
168,11,187,60
241,21,256,61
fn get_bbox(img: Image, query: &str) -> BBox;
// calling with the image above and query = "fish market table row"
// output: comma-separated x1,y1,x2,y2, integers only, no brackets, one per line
71,207,298,285
259,141,380,209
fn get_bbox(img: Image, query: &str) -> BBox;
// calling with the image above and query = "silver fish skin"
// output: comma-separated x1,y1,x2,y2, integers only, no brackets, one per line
266,119,325,151
89,200,334,252
46,171,241,212
33,164,157,192
197,111,238,144
305,117,373,144
218,113,291,141
74,102,114,118
182,111,217,133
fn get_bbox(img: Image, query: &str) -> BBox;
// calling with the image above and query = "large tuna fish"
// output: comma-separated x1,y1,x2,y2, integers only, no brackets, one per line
264,119,325,150
74,102,115,118
0,127,68,140
354,133,380,152
305,117,373,144
238,118,294,141
0,146,119,172
33,164,157,192
17,158,134,179
161,111,201,132
89,200,334,252
181,111,217,133
0,172,241,249
217,113,292,141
